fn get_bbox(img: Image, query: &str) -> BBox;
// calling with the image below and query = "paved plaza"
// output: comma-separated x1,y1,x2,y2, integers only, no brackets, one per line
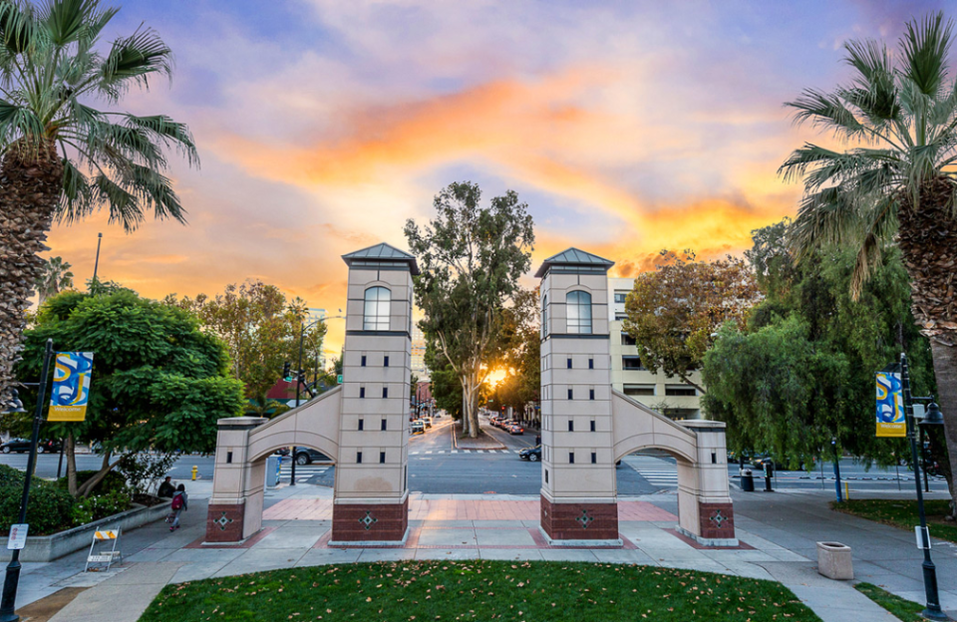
6,479,953,622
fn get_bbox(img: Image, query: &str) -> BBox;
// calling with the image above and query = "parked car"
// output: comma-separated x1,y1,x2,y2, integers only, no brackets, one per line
507,424,524,435
423,417,433,428
293,447,331,465
411,421,425,435
519,445,541,462
1,438,61,454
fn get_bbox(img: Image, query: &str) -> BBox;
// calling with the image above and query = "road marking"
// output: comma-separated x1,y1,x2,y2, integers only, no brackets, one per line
426,451,433,454
437,450,445,454
451,450,458,454
410,451,419,455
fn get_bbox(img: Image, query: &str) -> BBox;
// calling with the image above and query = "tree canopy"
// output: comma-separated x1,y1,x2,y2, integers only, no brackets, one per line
405,181,534,438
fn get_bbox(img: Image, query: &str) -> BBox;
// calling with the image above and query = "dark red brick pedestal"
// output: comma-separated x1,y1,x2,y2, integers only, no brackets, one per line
540,496,619,541
331,499,409,543
206,503,246,542
698,502,735,541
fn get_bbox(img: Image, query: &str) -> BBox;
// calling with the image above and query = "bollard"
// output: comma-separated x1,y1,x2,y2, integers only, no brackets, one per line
844,481,849,500
191,465,198,481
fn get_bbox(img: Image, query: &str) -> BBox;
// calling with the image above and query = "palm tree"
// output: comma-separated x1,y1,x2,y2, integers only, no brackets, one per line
0,0,197,406
779,12,957,514
35,255,74,304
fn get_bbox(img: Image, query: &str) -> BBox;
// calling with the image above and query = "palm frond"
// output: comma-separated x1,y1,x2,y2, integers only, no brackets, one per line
785,88,864,139
842,38,899,124
56,155,94,223
122,113,198,167
900,11,954,97
788,187,864,261
0,1,38,56
98,25,171,100
849,195,898,299
92,171,140,231
0,97,45,147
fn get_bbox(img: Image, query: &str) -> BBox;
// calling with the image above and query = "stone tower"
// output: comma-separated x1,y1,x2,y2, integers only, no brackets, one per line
331,243,417,544
536,248,619,543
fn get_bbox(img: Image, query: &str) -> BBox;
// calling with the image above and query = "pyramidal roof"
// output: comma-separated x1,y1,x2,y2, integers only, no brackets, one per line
342,243,419,274
534,247,614,278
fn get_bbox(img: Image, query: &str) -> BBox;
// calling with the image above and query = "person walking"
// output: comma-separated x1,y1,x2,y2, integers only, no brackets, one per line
169,484,188,531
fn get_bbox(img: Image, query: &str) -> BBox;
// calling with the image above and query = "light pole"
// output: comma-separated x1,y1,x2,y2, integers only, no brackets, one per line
91,232,103,284
0,339,54,622
900,352,948,622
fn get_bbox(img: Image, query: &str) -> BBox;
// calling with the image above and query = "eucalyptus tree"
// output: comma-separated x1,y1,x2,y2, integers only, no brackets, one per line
0,0,197,406
405,182,535,438
779,12,957,512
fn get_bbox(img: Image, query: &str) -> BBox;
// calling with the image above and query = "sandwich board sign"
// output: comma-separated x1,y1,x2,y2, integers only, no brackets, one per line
85,528,122,571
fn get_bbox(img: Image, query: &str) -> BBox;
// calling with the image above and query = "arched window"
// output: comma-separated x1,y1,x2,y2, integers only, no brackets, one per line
364,287,391,330
566,290,592,334
541,294,548,337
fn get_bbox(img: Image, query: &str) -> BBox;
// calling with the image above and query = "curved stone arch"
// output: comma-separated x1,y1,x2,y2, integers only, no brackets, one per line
611,390,697,464
246,387,342,464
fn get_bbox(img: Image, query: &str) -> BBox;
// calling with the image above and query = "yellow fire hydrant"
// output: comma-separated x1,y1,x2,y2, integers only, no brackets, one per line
192,465,198,481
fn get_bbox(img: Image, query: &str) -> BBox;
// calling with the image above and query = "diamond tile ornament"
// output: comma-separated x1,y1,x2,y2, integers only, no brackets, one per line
359,511,378,530
576,509,594,529
214,512,234,531
710,509,728,528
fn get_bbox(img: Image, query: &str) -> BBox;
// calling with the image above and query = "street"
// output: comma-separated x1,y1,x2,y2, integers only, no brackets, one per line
1,416,948,495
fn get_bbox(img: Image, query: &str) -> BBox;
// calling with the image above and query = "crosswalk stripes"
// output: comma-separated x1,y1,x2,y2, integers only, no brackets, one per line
277,465,330,483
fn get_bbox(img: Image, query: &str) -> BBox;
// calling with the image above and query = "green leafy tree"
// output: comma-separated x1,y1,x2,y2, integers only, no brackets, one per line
15,289,244,497
487,287,540,414
168,281,327,413
0,0,198,408
405,181,535,437
779,12,957,511
622,251,761,394
35,256,74,304
703,223,936,472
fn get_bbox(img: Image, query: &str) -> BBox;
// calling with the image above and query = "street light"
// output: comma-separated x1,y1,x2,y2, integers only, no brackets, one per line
900,352,949,622
0,339,54,622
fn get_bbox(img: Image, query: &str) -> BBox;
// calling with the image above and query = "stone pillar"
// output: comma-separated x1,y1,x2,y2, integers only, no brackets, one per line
331,243,417,544
676,420,737,546
536,249,620,544
206,417,267,543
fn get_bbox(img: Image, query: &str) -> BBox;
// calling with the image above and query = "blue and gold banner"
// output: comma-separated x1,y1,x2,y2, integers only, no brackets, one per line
48,352,94,422
876,364,905,437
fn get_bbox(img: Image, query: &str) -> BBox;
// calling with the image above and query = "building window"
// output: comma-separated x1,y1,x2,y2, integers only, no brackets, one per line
622,355,644,370
591,452,597,464
363,286,391,331
590,420,596,432
567,358,572,369
588,358,594,369
381,418,387,431
382,387,389,398
542,295,548,337
614,291,628,304
356,451,362,464
567,388,573,400
358,418,364,431
379,451,386,464
566,291,592,334
384,355,389,367
361,355,367,367
666,385,698,397
621,332,636,346
615,313,627,321
359,387,365,398
545,469,548,484
624,384,655,396
568,420,574,432
589,389,595,401
569,452,575,464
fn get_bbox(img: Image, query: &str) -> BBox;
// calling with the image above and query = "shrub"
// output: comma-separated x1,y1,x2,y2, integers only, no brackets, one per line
0,481,76,536
71,489,132,526
0,464,24,488
55,469,128,496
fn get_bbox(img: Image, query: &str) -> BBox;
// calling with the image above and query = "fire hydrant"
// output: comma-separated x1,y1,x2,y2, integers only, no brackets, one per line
191,465,198,481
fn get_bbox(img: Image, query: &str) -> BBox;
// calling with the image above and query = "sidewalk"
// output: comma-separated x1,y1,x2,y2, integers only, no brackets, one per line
11,482,956,622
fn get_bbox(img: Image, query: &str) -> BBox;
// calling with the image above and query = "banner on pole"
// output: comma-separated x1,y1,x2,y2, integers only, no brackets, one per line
876,363,905,437
48,352,94,422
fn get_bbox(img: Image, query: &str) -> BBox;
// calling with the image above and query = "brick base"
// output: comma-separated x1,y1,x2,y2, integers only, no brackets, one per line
331,499,409,543
698,502,735,541
206,503,246,542
540,496,619,541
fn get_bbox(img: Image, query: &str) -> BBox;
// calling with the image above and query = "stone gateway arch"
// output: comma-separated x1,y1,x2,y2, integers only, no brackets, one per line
205,243,736,547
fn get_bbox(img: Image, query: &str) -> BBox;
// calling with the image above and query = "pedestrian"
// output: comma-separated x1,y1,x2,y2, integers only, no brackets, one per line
157,476,175,498
169,484,188,531
535,434,541,446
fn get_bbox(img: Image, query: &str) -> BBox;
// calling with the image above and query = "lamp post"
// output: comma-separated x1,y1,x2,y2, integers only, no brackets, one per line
900,352,948,622
0,339,54,622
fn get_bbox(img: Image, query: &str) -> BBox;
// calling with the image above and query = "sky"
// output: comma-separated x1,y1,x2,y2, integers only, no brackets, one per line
43,0,948,358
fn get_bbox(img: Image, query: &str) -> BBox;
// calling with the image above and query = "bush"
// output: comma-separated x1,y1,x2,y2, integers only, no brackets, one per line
71,489,132,526
0,464,24,488
0,480,76,536
55,469,128,496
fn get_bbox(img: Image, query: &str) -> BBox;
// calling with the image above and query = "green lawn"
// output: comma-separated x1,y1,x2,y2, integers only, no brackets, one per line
139,561,819,622
854,582,924,622
831,499,957,544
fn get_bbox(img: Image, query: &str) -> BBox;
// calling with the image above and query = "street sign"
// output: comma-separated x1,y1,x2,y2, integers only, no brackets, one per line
915,525,932,550
6,524,28,550
336,374,342,384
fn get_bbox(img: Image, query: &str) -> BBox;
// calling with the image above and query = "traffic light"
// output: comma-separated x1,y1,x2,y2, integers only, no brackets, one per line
282,362,292,382
298,371,306,384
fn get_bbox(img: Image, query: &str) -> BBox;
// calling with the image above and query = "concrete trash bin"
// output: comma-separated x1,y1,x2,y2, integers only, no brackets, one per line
266,455,280,488
817,541,853,580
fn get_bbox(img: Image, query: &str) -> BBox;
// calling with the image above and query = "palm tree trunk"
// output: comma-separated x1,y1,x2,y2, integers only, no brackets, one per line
0,140,63,403
929,340,957,517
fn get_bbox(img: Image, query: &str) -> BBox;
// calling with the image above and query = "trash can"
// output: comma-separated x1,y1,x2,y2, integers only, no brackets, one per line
266,455,280,488
817,541,853,580
740,468,754,492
